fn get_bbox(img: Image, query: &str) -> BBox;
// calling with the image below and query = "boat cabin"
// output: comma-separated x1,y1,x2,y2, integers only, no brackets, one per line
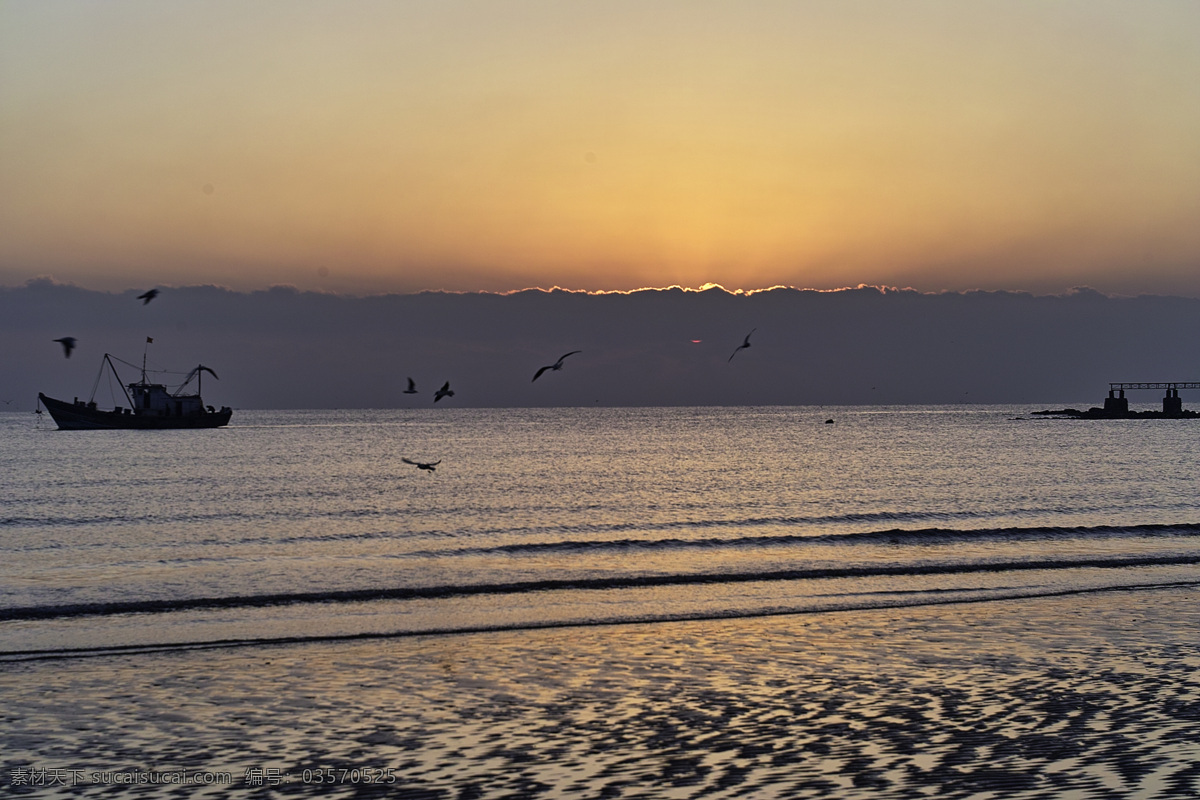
129,381,206,417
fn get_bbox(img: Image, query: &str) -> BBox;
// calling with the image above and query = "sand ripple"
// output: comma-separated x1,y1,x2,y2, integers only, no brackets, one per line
3,587,1199,798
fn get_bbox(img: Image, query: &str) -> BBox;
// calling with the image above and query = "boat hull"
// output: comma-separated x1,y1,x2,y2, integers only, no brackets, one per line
38,393,232,430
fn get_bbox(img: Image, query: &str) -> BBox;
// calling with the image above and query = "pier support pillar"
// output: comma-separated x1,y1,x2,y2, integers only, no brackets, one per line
1104,389,1128,415
1163,388,1183,416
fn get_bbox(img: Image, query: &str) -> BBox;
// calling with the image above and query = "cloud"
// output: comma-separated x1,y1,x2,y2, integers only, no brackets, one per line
4,283,1199,411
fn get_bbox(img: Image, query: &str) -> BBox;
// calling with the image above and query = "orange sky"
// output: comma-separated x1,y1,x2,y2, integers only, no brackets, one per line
3,1,1200,296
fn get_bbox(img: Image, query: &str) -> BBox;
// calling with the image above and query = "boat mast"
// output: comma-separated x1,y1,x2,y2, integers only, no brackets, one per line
175,365,218,397
89,354,135,408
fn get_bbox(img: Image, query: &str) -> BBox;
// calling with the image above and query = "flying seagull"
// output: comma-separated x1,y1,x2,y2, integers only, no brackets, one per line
53,337,77,358
402,458,441,473
728,329,756,362
434,381,454,402
180,365,219,386
137,289,159,305
403,377,418,394
532,350,582,382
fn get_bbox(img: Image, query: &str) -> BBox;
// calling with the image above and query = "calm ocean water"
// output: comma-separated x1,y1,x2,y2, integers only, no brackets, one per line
3,405,1199,658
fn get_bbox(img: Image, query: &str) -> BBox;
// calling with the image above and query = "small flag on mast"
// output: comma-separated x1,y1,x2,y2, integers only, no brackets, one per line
146,337,153,344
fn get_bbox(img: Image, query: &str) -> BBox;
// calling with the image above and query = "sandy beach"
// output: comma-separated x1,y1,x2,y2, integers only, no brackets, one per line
4,586,1199,799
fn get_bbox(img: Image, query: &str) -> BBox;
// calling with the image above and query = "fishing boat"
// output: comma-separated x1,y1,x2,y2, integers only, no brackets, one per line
38,353,232,430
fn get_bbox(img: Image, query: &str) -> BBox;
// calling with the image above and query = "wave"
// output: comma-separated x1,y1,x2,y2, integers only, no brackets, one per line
5,579,1199,663
5,507,986,533
8,499,1194,537
5,551,1200,623
438,522,1200,558
7,504,1198,556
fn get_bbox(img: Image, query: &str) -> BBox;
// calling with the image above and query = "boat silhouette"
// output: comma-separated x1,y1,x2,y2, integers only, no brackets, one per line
38,353,232,430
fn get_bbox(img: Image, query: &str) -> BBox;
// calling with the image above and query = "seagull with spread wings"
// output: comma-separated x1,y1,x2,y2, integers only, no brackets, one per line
532,350,582,382
402,458,441,473
433,381,454,402
137,289,159,305
728,329,756,362
403,377,418,394
53,337,77,358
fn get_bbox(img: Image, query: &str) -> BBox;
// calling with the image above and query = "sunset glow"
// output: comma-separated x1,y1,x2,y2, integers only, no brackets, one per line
3,1,1200,296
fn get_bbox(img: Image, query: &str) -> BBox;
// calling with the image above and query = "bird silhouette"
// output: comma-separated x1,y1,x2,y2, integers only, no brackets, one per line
402,458,441,473
532,350,582,382
53,337,77,358
728,329,756,362
137,289,159,305
434,381,454,402
403,377,418,394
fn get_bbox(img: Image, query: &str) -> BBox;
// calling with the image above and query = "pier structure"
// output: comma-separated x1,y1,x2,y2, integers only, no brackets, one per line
1105,382,1200,416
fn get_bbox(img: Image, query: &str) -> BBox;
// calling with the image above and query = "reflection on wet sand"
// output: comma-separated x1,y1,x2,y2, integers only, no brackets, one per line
3,586,1199,798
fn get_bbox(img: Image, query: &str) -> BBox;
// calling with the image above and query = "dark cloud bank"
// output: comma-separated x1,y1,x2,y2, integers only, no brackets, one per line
3,281,1198,411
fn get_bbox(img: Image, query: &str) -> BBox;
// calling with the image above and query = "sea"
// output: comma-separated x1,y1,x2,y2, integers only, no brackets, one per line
3,404,1200,660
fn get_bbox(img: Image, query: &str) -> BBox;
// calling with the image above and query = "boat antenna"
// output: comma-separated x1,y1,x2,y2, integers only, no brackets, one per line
142,336,153,383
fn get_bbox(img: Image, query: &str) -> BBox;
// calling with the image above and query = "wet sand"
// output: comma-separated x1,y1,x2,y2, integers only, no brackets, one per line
3,586,1200,798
